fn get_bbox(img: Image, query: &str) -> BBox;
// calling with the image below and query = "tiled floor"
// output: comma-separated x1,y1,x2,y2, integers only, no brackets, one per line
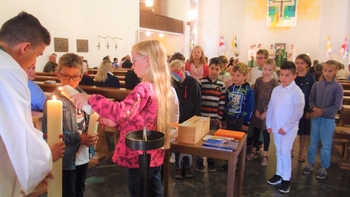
39,136,350,197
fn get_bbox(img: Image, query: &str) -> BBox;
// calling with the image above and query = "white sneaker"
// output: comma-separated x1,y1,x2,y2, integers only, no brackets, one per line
170,153,175,164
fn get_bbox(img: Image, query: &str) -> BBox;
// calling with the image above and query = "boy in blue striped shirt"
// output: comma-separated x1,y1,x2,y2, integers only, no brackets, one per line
196,57,226,172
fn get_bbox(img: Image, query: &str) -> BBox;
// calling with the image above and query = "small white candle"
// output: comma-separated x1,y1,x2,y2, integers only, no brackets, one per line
88,112,99,135
60,85,94,115
47,96,62,197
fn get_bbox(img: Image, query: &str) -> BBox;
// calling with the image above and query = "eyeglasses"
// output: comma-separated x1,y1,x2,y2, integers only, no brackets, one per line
60,73,82,81
132,56,146,63
256,57,265,60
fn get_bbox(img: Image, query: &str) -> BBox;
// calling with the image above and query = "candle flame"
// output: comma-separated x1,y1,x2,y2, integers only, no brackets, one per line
52,95,56,100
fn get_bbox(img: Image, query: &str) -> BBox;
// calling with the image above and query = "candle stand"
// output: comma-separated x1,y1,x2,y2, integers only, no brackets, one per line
125,130,165,197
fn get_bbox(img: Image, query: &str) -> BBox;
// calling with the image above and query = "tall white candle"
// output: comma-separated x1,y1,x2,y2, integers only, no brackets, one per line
60,85,94,115
88,112,99,135
47,96,63,197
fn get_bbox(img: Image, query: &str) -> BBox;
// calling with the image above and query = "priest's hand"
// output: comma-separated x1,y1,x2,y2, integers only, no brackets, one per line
50,141,65,162
71,93,91,110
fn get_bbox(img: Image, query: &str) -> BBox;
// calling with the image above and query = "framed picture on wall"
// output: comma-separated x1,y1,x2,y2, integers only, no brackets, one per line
77,39,89,52
54,37,68,52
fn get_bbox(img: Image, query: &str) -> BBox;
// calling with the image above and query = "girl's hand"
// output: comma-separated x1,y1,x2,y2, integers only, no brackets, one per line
267,128,272,134
50,141,65,162
305,112,312,119
255,110,261,119
98,117,117,128
71,93,91,110
260,112,267,120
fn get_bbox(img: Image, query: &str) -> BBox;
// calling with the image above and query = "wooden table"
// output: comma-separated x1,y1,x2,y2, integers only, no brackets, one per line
163,133,247,197
334,127,350,170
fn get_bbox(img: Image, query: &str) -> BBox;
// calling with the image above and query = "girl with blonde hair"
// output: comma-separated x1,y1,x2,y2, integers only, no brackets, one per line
185,45,209,80
94,60,121,88
72,40,175,197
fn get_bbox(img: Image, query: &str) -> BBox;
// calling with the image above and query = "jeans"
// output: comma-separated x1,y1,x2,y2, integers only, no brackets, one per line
308,117,335,168
62,163,89,197
127,166,163,197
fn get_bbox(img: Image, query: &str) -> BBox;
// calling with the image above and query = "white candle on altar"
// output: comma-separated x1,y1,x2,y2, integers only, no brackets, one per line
60,85,94,115
47,95,63,197
88,112,99,135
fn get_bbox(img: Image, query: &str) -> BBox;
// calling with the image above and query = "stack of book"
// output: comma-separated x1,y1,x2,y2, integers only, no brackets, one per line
202,135,239,152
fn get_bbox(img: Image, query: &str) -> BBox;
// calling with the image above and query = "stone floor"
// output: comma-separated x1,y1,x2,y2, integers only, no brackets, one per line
39,136,350,197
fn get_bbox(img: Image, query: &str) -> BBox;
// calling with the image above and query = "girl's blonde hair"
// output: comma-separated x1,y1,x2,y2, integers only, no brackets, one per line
264,58,276,70
188,45,208,64
319,60,339,81
95,60,112,82
132,40,173,149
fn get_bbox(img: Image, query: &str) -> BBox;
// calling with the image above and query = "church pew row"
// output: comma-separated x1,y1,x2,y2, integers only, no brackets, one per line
34,76,125,88
35,81,131,101
88,68,130,76
36,72,126,80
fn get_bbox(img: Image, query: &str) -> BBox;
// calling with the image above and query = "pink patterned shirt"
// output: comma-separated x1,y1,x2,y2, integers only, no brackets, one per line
88,82,164,168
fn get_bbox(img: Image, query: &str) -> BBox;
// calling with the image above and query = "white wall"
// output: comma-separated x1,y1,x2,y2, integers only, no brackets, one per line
0,0,139,71
218,0,350,65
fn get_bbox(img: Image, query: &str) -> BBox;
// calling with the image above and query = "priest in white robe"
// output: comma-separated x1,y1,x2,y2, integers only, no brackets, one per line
0,12,64,197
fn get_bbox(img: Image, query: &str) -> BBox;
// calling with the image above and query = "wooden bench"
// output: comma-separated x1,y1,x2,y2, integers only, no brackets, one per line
35,81,131,101
31,111,43,131
340,82,350,90
88,68,130,76
333,127,350,170
339,105,350,126
344,90,350,96
34,76,60,83
36,72,57,76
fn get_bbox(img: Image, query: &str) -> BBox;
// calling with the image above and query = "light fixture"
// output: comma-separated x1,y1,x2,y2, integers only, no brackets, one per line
146,31,151,36
145,0,153,7
159,33,164,38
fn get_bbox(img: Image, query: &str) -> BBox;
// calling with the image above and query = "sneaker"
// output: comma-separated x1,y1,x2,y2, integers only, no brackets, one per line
195,159,205,172
302,163,314,175
174,167,183,179
267,175,282,185
279,180,290,194
170,153,175,164
316,168,328,179
183,167,193,178
221,161,228,171
207,158,216,172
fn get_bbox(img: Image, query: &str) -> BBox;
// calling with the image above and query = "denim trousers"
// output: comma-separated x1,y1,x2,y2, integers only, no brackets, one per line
308,117,335,168
127,166,163,197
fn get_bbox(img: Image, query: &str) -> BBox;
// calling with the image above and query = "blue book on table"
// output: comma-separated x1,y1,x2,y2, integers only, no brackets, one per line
202,139,239,152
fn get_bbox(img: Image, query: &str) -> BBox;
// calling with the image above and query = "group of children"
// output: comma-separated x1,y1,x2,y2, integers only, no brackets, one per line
169,46,343,195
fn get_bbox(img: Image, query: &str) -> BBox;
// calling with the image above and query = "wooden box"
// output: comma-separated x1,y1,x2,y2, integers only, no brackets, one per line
178,116,210,144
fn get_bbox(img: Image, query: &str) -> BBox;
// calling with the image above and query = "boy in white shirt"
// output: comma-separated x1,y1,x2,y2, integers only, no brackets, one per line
266,61,304,194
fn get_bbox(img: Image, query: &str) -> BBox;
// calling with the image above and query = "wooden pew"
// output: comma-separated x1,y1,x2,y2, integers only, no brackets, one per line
35,81,131,101
88,68,130,76
340,82,350,90
333,127,350,170
34,76,60,83
36,72,57,76
344,90,350,96
88,74,125,81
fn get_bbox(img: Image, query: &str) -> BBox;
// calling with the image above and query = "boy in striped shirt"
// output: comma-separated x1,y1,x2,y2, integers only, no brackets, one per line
196,57,226,172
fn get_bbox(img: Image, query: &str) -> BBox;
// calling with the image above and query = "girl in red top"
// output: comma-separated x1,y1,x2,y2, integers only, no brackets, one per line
186,45,209,80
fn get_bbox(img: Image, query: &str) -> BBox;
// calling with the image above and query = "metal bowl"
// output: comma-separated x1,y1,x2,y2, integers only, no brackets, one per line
125,130,165,150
